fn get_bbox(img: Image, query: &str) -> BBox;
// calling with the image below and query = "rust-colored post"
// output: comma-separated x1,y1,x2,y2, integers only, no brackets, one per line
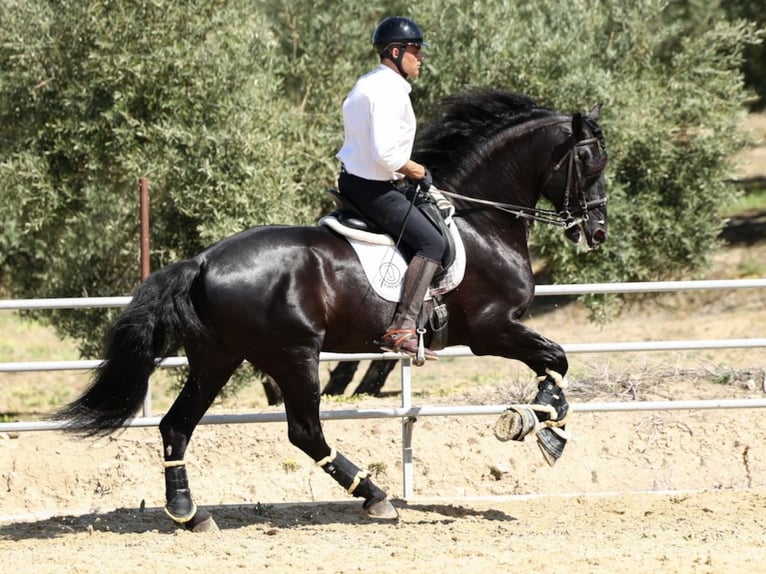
139,177,152,417
139,177,150,282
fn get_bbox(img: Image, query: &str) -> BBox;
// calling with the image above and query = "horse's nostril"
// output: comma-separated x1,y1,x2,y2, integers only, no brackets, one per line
593,229,606,244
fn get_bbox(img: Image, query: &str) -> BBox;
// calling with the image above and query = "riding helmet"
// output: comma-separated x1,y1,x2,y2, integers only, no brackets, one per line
372,16,427,52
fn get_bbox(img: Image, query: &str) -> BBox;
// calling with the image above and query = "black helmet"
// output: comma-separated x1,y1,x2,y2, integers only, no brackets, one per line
372,16,427,52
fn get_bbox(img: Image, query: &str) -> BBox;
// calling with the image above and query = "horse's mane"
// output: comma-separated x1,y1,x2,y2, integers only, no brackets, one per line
414,89,557,181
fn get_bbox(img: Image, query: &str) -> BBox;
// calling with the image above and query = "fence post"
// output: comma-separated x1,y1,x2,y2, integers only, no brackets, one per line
139,176,152,418
400,357,415,499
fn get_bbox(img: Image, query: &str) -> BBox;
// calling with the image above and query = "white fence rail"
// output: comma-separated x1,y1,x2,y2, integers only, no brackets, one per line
1,278,765,498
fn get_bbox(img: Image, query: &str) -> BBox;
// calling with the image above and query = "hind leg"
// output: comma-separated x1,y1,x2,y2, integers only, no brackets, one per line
353,359,396,396
159,348,242,531
322,361,360,396
266,350,398,520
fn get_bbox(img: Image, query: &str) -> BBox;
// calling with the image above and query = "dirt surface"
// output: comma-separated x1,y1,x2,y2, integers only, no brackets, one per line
2,382,766,573
1,118,765,574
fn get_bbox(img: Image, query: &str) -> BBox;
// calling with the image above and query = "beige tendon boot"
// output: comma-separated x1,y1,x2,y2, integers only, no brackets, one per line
378,255,440,361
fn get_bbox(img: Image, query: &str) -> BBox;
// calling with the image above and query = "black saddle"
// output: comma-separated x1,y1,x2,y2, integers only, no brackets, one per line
326,189,383,233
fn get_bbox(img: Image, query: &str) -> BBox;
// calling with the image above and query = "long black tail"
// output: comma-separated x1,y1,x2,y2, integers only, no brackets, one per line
55,258,208,436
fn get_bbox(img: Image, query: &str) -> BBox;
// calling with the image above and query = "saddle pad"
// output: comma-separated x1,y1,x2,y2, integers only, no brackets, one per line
320,216,466,303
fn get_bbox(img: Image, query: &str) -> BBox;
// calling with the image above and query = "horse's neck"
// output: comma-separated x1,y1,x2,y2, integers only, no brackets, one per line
450,119,567,262
451,191,532,280
461,116,566,203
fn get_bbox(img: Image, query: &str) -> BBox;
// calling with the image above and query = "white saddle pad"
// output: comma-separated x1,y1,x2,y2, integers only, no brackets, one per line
319,216,466,303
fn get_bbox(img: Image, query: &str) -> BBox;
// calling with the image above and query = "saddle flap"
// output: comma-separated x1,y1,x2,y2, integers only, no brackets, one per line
324,187,456,270
318,215,466,303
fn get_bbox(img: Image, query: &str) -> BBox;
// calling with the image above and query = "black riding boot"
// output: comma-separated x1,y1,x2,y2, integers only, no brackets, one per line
378,255,440,361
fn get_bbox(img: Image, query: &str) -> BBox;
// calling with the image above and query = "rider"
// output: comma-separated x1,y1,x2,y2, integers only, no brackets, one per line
337,16,446,361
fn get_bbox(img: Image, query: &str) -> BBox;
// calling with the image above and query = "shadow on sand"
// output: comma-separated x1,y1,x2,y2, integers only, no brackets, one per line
0,498,517,540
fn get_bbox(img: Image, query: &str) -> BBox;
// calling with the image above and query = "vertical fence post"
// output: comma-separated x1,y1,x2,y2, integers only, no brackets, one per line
400,357,415,499
139,177,152,417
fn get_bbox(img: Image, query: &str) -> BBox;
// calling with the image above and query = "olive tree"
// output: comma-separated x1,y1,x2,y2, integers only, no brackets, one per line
0,1,312,351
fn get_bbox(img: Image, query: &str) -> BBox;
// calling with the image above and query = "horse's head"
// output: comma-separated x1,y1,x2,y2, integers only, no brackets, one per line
542,105,608,248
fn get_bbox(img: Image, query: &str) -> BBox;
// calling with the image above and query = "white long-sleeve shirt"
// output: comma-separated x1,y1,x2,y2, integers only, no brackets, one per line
336,65,415,182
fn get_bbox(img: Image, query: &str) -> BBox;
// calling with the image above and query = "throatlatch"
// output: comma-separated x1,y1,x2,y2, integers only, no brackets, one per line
493,369,571,466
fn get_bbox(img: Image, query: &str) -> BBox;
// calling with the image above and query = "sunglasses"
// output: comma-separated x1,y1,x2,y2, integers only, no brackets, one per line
403,43,423,54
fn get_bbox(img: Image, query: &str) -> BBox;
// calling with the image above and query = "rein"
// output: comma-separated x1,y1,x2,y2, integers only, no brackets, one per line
441,121,607,230
439,189,572,227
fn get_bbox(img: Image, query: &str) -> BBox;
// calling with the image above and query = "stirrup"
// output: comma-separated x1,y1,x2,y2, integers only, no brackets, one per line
377,329,438,363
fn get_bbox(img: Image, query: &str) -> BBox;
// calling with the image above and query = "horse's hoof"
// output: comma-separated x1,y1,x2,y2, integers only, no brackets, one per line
188,515,219,533
363,497,399,520
536,426,570,467
182,510,220,533
494,406,537,442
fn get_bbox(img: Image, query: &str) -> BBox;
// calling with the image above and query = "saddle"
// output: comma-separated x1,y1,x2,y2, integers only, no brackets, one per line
325,187,458,274
321,186,462,351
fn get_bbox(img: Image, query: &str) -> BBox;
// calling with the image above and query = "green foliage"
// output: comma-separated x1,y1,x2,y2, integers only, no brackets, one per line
0,0,762,351
0,0,316,352
722,0,766,109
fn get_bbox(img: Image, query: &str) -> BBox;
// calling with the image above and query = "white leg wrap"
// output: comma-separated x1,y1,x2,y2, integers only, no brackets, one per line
347,470,370,494
538,368,568,389
315,448,337,468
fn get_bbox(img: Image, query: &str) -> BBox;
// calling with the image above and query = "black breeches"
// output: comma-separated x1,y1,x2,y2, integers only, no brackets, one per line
338,171,447,262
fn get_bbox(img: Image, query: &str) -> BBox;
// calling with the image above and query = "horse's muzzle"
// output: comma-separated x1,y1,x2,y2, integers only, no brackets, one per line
565,218,607,247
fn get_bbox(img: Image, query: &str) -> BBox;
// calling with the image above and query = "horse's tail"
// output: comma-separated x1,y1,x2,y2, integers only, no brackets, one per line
55,258,208,437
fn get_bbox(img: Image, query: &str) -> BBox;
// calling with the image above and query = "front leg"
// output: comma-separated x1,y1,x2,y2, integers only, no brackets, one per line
526,369,572,465
469,319,571,465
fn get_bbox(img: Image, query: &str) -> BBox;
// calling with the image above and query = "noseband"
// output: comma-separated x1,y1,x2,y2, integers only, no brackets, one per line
440,118,608,229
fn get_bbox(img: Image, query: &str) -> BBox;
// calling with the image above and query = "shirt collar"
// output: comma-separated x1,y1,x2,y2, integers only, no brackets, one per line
377,64,412,94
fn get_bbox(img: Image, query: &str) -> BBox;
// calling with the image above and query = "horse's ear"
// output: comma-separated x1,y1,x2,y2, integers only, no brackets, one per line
571,112,583,136
588,103,602,122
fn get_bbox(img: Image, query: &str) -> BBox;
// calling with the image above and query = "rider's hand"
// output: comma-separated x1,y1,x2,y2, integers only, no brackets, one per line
418,168,433,192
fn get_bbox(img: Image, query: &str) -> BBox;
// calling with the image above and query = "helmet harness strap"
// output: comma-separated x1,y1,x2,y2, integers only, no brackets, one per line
382,44,408,79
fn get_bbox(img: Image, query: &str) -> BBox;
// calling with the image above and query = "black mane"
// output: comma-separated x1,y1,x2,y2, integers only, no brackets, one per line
414,89,556,182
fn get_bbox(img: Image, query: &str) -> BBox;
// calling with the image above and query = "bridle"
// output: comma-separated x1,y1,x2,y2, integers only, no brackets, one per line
546,123,609,227
439,118,608,230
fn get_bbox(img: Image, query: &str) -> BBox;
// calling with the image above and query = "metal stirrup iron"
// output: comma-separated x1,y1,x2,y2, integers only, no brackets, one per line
415,327,427,366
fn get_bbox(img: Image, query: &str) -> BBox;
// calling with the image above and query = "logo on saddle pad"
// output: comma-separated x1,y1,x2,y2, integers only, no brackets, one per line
319,216,466,303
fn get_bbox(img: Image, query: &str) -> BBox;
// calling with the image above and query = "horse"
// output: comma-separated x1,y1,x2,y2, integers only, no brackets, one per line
55,89,608,531
322,359,396,397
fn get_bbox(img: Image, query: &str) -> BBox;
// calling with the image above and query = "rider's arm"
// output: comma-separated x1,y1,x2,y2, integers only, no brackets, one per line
396,160,427,181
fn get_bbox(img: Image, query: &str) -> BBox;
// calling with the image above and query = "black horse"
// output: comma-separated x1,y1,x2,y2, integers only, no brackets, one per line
323,359,396,397
55,90,608,530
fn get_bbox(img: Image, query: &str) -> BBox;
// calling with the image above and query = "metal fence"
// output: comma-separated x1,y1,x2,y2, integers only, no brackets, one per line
1,278,765,498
